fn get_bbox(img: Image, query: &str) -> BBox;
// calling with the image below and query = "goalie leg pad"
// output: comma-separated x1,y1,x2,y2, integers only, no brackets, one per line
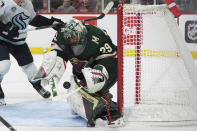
66,76,87,120
81,65,109,93
67,76,122,127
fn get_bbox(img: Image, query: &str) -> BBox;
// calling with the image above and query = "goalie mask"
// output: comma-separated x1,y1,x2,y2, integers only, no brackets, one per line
62,19,88,55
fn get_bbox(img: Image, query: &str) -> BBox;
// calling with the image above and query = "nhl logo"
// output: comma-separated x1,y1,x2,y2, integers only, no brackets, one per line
185,20,197,43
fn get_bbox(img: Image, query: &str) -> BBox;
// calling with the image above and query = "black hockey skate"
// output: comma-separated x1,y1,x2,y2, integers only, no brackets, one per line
31,80,51,98
0,84,6,106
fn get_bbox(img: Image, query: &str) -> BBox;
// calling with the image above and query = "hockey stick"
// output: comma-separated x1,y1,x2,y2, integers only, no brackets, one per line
0,116,17,131
19,1,114,34
81,1,114,22
18,24,59,34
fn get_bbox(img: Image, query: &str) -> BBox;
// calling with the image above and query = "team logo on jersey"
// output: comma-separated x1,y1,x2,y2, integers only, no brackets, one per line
70,58,88,68
11,7,17,12
12,12,29,30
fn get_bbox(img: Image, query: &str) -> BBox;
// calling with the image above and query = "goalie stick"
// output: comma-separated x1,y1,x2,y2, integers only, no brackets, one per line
0,116,17,131
19,1,114,34
19,24,59,34
81,1,114,22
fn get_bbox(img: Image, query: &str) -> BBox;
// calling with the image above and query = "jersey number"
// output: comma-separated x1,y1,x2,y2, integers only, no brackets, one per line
100,43,112,53
12,12,29,30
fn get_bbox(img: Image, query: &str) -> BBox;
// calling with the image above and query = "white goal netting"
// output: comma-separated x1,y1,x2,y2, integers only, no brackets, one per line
117,4,197,122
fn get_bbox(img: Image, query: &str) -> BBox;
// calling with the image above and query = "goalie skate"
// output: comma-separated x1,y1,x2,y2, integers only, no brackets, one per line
95,117,125,127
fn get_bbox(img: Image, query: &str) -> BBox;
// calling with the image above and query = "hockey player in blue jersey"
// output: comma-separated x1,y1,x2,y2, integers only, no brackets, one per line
0,0,64,105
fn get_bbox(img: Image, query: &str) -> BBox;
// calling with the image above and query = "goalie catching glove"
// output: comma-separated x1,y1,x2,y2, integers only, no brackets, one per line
32,50,66,83
81,66,109,93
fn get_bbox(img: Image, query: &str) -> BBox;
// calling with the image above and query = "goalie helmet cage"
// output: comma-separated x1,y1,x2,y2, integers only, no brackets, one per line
117,4,197,123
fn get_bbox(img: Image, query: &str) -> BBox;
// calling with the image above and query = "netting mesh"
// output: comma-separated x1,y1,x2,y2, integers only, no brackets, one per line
119,4,197,122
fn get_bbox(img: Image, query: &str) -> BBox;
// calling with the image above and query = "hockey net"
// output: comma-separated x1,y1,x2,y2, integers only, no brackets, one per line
117,4,197,122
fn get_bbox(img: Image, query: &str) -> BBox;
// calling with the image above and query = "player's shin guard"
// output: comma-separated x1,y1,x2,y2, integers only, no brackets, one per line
30,80,51,98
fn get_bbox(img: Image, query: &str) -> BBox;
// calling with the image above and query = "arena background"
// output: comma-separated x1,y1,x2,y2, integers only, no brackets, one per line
27,13,197,58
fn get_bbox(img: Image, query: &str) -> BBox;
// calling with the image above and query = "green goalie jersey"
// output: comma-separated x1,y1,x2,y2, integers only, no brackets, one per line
51,24,117,70
51,24,120,125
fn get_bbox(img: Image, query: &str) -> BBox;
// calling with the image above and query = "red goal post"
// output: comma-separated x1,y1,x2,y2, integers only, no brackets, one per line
117,3,197,122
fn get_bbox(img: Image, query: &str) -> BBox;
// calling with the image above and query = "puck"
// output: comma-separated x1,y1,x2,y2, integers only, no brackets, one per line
63,81,71,89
